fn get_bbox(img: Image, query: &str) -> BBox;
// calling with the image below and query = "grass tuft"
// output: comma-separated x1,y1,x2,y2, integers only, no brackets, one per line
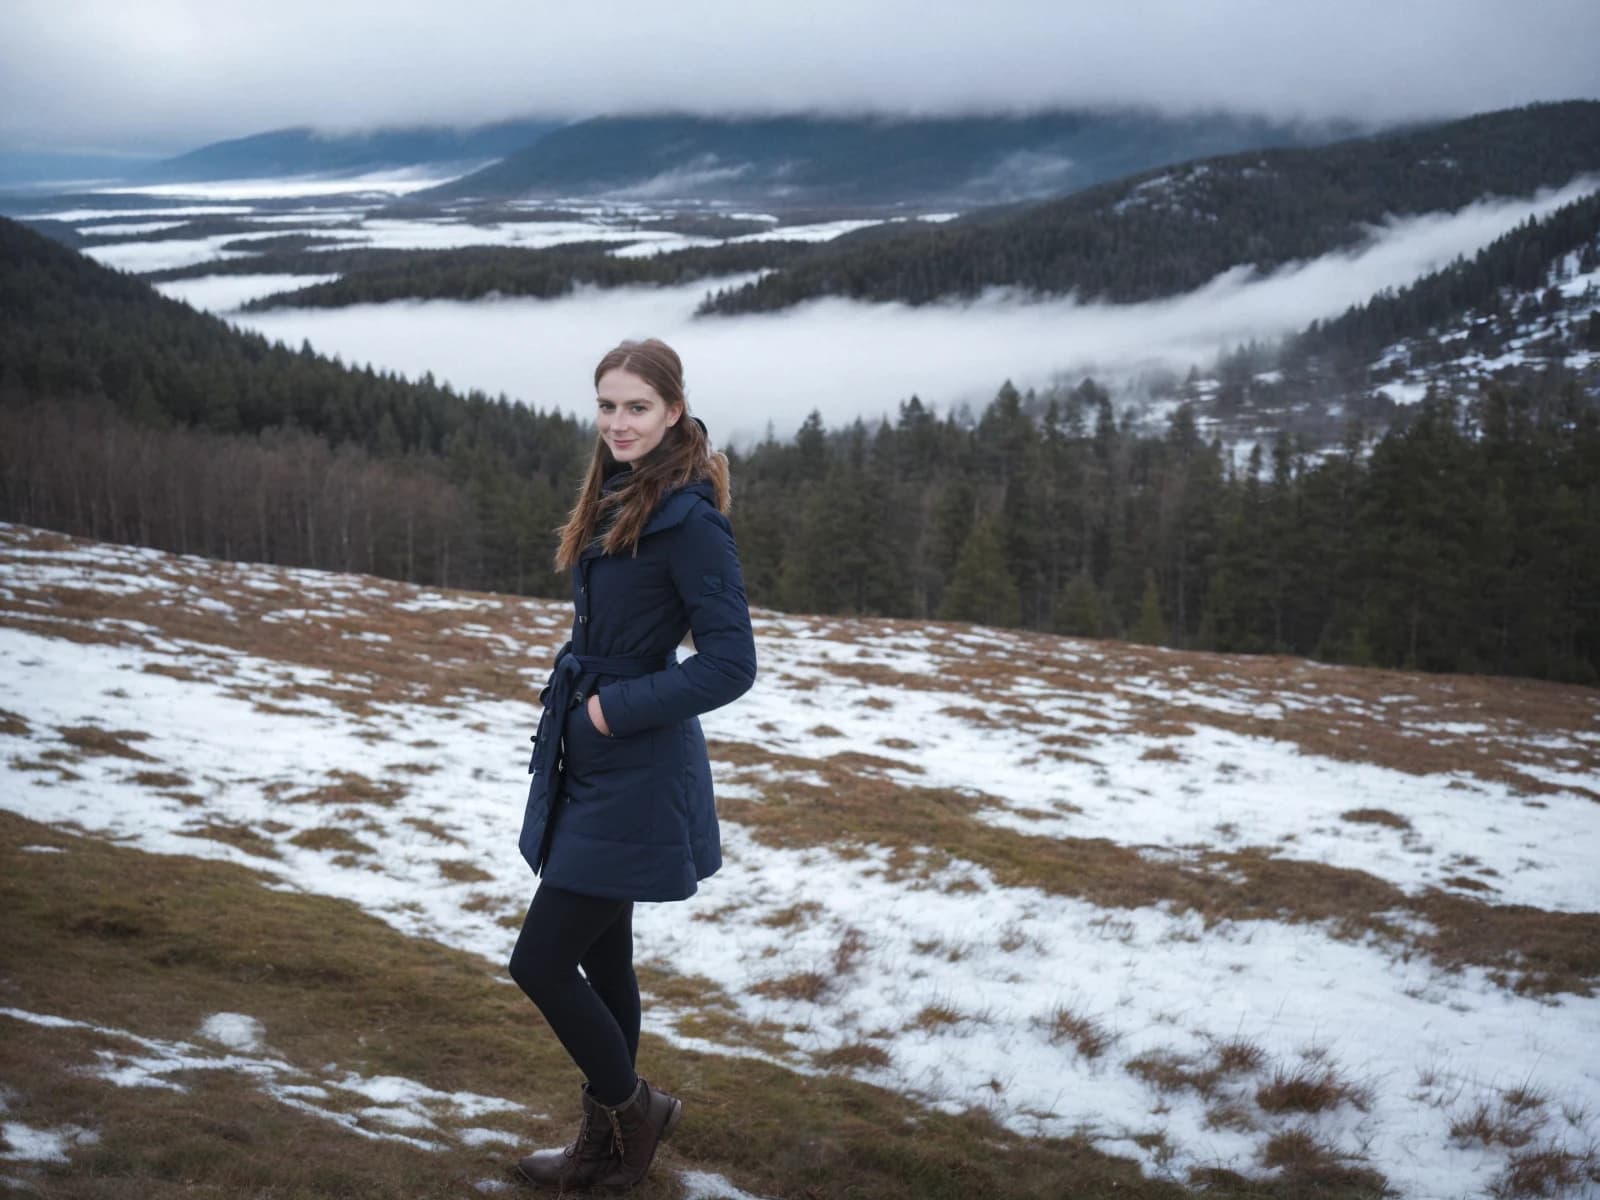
1490,1143,1599,1199
911,1002,967,1032
1041,1005,1115,1059
1214,1037,1268,1076
750,970,829,1003
1256,1062,1373,1115
1450,1100,1541,1150
1258,1127,1387,1192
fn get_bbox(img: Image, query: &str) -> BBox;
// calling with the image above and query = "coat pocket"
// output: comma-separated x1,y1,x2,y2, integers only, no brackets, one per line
564,702,656,776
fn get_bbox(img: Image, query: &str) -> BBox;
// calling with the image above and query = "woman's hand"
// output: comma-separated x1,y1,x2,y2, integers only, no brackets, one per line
587,693,612,737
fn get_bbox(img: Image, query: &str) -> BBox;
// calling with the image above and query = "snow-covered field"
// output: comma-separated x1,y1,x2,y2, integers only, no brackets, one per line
3,522,1597,1198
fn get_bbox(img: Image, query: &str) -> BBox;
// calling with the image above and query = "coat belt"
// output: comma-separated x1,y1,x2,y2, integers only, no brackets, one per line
526,641,674,782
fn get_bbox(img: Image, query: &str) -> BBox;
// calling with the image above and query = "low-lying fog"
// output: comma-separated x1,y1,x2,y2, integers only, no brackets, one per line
166,176,1599,448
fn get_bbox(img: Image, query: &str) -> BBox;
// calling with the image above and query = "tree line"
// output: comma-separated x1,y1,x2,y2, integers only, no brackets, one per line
239,239,815,311
736,374,1598,682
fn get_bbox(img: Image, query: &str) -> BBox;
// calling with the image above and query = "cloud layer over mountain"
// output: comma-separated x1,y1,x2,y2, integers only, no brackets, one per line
3,0,1597,153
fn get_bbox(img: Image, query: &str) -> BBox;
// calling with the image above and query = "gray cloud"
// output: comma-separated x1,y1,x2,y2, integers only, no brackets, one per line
2,0,1597,153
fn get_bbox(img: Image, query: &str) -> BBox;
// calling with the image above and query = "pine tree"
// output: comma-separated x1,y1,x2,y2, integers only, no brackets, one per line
1054,573,1107,637
940,516,1019,627
1130,570,1169,645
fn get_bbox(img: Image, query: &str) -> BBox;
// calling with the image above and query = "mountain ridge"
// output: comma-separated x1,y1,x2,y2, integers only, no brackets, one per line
697,101,1600,314
419,109,1357,207
133,118,567,184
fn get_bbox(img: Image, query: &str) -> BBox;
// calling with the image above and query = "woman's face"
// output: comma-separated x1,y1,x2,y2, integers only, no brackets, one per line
596,368,681,466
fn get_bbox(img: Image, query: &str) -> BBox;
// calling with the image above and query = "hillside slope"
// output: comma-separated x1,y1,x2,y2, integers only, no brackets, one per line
698,101,1600,314
2,521,1597,1198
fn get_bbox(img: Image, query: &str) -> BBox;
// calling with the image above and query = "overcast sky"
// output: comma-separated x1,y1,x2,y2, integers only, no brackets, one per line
3,0,1597,155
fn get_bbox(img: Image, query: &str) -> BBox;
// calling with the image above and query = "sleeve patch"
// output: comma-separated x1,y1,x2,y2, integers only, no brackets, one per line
701,572,724,594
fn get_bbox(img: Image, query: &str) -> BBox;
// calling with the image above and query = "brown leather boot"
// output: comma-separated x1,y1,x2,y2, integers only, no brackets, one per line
587,1077,683,1189
515,1083,615,1192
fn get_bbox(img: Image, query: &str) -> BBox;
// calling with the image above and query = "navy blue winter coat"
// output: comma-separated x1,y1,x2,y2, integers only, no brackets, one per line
520,465,757,902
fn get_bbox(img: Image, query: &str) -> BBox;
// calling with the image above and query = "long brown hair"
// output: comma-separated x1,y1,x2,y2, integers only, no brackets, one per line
554,337,732,571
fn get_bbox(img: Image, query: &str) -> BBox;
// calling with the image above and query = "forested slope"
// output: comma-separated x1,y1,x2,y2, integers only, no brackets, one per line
699,102,1600,314
0,216,588,595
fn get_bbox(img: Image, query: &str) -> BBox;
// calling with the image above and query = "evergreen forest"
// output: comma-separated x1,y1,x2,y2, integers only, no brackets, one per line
698,102,1600,315
3,215,1597,684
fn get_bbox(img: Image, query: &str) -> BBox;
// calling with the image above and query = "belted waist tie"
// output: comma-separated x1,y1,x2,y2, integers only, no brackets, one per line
526,642,674,780
519,640,674,874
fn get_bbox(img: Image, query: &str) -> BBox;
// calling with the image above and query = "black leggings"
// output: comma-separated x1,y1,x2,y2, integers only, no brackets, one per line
508,883,640,1107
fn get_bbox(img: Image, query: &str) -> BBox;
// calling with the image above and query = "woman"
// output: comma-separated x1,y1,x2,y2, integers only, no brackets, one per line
510,337,757,1191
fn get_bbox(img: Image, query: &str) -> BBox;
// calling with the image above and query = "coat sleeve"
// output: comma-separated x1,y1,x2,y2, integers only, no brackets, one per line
596,503,757,736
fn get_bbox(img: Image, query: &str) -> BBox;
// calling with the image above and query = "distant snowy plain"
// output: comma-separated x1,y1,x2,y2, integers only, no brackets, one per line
2,524,1597,1199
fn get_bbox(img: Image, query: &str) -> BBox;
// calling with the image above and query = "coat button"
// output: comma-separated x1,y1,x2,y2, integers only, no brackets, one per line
578,614,587,623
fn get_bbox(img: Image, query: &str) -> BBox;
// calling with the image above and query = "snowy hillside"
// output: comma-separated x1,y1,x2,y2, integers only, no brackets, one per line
1176,216,1600,452
2,522,1598,1198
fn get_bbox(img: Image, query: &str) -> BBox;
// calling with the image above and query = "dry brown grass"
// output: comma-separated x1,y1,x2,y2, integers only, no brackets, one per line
287,770,407,808
759,901,822,929
1340,807,1413,830
750,970,830,1003
1128,1037,1272,1100
57,724,156,761
129,770,191,789
1256,1063,1373,1115
0,705,31,736
177,821,282,860
288,826,376,857
814,1042,892,1071
911,1002,967,1031
1041,1005,1115,1059
1214,1037,1268,1076
832,926,868,976
1257,1127,1388,1193
436,859,494,884
1128,1050,1214,1096
1490,1143,1600,1198
827,749,924,775
400,816,462,843
9,754,84,782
